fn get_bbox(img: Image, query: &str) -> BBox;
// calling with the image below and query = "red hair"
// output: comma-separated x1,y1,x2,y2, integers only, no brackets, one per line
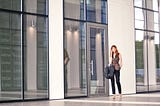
110,45,119,56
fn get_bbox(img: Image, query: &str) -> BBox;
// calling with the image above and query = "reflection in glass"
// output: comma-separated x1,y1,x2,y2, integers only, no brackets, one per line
64,20,87,97
148,32,160,91
146,0,158,11
135,30,147,92
147,11,159,32
135,8,145,20
0,0,21,11
88,26,106,95
135,8,159,32
24,15,48,99
135,8,146,29
134,0,145,8
24,0,48,14
135,0,160,93
64,0,85,20
135,20,145,29
86,0,107,23
135,30,160,92
0,12,22,101
155,34,160,86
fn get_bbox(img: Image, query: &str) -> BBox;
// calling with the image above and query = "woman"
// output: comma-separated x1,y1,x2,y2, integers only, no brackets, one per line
109,45,122,99
64,49,70,94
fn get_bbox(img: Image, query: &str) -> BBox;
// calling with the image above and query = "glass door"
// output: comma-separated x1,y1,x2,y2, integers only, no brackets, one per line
87,23,108,96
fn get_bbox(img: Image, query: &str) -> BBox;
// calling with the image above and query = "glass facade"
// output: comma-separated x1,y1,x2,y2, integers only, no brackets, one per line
0,11,22,100
134,0,160,92
24,15,48,99
64,0,85,20
0,0,21,11
24,0,48,15
64,0,108,98
0,0,48,101
86,0,107,23
64,20,87,97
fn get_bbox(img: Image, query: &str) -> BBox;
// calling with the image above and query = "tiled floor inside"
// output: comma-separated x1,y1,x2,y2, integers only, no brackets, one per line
0,93,160,106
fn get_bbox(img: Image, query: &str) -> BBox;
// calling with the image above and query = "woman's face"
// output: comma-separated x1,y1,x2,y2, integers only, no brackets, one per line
111,47,116,53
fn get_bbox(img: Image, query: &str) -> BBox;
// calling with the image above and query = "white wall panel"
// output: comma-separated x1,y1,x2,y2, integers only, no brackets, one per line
49,0,64,99
108,0,136,95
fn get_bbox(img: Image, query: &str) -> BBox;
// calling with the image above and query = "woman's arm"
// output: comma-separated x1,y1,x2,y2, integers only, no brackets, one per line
109,51,113,64
119,53,123,68
64,49,70,65
109,56,112,64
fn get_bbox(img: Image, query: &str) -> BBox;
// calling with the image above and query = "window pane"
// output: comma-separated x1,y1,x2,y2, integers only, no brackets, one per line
0,0,21,11
24,0,48,15
147,32,160,91
24,15,48,99
147,11,159,31
134,0,146,8
0,12,22,101
135,8,146,29
146,0,158,11
135,20,145,29
86,0,107,23
64,20,87,97
135,30,148,92
135,8,145,20
64,0,85,20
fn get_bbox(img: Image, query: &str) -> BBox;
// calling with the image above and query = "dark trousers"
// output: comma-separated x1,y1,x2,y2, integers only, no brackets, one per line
64,65,68,93
111,70,121,94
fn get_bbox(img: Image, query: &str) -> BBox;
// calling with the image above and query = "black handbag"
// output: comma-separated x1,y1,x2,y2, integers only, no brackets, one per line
104,64,114,79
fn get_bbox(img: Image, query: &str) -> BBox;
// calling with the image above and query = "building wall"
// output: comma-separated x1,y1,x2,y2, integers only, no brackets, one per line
108,0,136,94
48,0,136,99
49,0,64,99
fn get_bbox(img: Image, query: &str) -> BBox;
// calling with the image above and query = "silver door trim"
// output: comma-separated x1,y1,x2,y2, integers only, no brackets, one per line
87,22,109,97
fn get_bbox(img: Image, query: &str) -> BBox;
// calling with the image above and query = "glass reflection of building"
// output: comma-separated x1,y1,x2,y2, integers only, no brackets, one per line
0,0,48,101
134,0,160,92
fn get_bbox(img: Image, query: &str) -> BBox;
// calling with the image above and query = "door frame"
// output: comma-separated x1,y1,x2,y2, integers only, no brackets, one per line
86,22,109,97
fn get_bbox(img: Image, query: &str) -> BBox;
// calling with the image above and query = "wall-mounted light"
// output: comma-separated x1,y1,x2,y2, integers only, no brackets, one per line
96,28,101,34
150,36,154,40
31,20,36,28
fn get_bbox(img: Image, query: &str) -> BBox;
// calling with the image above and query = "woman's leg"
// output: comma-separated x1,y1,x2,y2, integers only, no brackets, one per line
110,73,116,99
111,75,115,94
115,70,122,94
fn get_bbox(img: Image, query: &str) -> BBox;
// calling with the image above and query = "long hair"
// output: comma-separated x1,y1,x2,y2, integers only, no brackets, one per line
110,45,119,57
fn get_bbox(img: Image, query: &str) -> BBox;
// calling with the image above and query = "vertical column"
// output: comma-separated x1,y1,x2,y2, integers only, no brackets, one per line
143,31,148,85
146,0,156,85
96,33,103,86
69,31,80,88
66,30,72,89
26,15,37,90
49,0,64,99
25,0,38,90
143,4,148,85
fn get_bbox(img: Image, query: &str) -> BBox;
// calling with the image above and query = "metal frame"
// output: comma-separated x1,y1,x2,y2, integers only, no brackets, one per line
63,0,108,98
86,22,108,97
134,0,160,93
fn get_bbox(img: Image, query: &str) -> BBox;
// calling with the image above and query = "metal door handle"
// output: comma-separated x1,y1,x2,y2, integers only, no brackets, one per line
90,60,94,75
